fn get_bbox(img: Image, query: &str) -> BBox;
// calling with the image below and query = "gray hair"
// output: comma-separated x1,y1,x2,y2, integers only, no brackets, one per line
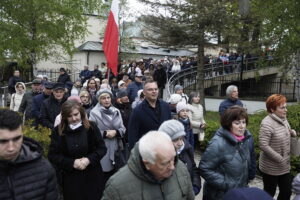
139,131,172,164
226,85,238,97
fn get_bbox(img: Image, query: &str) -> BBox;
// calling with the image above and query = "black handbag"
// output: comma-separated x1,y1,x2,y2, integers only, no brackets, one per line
113,137,129,170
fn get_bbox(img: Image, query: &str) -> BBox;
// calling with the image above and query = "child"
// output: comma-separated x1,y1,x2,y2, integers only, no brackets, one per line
176,102,194,149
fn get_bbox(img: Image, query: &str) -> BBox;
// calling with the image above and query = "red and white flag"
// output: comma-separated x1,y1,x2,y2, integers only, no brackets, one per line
102,0,119,76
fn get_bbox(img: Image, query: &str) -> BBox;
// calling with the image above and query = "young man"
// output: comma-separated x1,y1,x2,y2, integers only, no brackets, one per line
0,109,58,199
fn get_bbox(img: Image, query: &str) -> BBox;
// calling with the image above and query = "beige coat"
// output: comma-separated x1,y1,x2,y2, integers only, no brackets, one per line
259,113,293,176
188,103,205,136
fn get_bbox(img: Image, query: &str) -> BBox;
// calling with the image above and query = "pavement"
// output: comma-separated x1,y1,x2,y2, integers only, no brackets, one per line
194,150,295,200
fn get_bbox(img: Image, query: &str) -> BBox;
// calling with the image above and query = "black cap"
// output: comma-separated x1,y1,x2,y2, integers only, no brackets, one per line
44,82,53,89
53,82,65,91
59,67,66,72
32,79,42,85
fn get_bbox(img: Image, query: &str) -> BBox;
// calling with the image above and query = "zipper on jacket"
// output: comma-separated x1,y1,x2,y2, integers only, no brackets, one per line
7,172,16,200
160,184,166,200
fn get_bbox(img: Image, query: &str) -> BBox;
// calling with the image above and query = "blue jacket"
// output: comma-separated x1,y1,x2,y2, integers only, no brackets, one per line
127,81,143,103
219,98,243,115
199,127,252,200
80,69,92,83
128,99,171,150
31,93,50,126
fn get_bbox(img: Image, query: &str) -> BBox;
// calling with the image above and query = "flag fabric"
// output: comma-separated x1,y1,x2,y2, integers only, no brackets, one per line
102,0,119,76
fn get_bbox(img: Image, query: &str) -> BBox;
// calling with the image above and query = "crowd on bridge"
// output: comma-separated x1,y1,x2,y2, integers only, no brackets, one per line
0,52,298,200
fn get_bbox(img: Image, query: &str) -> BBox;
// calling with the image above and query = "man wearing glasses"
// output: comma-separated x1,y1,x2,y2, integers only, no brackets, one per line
0,109,58,200
128,80,171,150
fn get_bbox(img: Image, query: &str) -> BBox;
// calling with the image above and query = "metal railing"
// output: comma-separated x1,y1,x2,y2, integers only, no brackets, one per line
167,57,297,101
0,71,80,108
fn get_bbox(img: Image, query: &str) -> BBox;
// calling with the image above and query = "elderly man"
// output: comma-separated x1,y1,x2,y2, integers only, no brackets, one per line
127,71,143,103
31,82,53,127
128,80,171,150
40,82,68,129
102,131,194,200
0,109,58,199
218,85,243,115
18,79,42,121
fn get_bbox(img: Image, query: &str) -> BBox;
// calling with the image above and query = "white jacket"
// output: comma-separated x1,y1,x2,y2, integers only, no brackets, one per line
10,82,26,111
188,103,205,134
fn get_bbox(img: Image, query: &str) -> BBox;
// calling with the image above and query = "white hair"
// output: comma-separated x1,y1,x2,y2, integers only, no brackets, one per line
139,131,172,164
226,85,238,97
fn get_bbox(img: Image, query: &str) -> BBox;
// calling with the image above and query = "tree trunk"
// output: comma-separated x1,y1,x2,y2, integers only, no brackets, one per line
296,49,300,102
196,29,206,112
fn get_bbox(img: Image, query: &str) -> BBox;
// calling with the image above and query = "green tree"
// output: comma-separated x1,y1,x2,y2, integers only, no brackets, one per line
0,0,102,76
257,0,300,101
137,0,235,109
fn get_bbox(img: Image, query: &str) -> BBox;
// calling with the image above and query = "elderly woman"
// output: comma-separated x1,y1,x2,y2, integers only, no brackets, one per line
48,100,107,200
199,106,253,200
259,94,297,200
159,119,201,195
188,92,206,143
89,88,126,185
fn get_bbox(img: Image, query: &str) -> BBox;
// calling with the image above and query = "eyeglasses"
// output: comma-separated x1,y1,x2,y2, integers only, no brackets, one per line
0,135,23,145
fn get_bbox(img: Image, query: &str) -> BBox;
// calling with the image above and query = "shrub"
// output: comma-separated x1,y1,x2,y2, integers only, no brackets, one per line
23,123,51,157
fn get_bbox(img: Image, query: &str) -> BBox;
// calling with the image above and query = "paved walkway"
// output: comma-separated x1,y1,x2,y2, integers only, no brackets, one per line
194,151,295,200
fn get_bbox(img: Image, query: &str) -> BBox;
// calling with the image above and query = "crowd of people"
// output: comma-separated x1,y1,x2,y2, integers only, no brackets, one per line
1,55,299,200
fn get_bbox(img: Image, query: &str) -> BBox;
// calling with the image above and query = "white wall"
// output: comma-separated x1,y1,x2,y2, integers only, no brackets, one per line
36,15,106,71
205,98,297,114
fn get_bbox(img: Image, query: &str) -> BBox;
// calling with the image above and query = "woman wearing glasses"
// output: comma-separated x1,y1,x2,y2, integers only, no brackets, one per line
79,91,93,117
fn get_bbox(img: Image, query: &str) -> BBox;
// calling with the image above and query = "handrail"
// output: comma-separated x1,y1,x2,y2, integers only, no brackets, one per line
167,57,275,98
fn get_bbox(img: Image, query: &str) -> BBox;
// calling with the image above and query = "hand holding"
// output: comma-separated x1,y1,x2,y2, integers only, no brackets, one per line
73,159,83,170
106,130,117,139
291,129,297,137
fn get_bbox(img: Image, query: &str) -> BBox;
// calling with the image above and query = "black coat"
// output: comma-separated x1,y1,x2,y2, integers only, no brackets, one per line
178,141,201,194
48,122,107,200
40,94,67,129
8,76,24,94
128,99,171,149
57,73,71,84
153,68,167,89
18,91,41,121
114,102,132,142
0,137,59,200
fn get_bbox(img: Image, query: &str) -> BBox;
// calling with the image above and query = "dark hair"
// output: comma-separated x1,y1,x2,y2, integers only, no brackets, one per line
0,109,22,130
86,78,99,91
266,94,286,113
58,100,90,135
220,106,248,131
